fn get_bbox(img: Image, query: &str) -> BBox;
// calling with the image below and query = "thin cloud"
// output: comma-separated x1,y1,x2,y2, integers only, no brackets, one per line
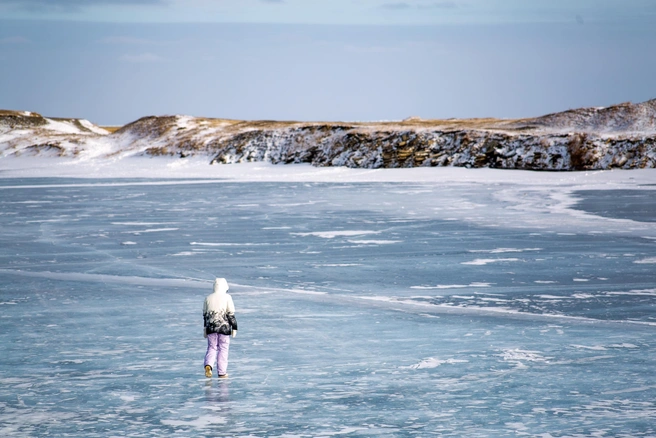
344,44,403,53
120,53,165,63
419,1,458,9
381,2,412,9
0,36,30,44
381,1,458,10
260,0,285,3
100,36,160,45
0,0,166,13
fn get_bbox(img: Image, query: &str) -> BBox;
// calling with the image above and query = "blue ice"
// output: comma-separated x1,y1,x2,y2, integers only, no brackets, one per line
1,177,655,436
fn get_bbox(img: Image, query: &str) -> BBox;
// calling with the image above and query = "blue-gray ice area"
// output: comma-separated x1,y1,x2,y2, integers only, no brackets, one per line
1,178,656,437
572,189,656,224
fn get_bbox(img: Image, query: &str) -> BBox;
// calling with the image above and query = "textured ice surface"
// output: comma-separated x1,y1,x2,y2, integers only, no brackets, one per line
1,171,656,437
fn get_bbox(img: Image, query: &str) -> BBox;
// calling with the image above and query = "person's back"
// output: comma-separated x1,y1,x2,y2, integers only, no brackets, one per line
203,278,237,378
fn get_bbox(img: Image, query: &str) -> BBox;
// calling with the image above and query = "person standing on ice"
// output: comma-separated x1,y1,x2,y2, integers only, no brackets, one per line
203,278,238,378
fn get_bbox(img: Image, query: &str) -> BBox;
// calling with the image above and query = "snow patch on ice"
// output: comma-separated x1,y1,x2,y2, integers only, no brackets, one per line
602,385,656,395
500,349,552,365
411,284,468,290
608,343,639,349
404,357,469,369
411,282,492,290
572,293,595,299
292,230,381,239
112,222,176,226
190,242,271,247
347,239,400,245
634,257,656,264
161,415,227,428
117,393,138,403
12,200,53,204
461,258,520,266
469,248,542,254
571,344,608,351
122,227,179,234
607,289,656,296
0,269,212,289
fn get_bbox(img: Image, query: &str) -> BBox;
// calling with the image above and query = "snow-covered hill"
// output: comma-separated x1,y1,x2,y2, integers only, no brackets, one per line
508,99,656,134
2,100,656,170
0,110,110,157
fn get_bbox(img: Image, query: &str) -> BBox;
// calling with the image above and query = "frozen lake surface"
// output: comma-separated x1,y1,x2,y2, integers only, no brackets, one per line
1,162,656,436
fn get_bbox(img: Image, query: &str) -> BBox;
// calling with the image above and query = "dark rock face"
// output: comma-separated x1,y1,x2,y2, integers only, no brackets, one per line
0,110,48,129
196,127,654,171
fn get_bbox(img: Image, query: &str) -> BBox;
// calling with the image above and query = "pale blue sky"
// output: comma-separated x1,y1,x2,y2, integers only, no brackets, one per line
2,0,655,25
0,0,655,124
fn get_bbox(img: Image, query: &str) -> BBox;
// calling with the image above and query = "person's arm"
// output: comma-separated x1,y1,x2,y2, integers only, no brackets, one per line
227,296,237,337
228,313,238,337
202,298,208,338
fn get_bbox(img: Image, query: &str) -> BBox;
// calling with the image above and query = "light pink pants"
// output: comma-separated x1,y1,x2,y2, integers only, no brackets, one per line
204,333,230,375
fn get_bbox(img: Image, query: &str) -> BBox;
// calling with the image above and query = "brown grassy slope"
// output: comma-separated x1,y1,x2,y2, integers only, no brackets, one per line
101,126,122,133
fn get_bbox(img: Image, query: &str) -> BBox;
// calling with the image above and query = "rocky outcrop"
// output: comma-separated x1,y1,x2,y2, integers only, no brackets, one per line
203,127,655,170
0,110,49,129
2,100,656,170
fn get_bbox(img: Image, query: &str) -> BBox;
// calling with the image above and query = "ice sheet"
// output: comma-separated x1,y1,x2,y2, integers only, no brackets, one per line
1,163,656,436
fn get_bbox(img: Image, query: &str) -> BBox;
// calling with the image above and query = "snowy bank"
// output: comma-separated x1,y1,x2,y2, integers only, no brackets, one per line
1,99,656,171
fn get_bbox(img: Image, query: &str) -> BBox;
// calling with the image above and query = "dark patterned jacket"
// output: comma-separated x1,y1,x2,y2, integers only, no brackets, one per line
204,309,238,335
